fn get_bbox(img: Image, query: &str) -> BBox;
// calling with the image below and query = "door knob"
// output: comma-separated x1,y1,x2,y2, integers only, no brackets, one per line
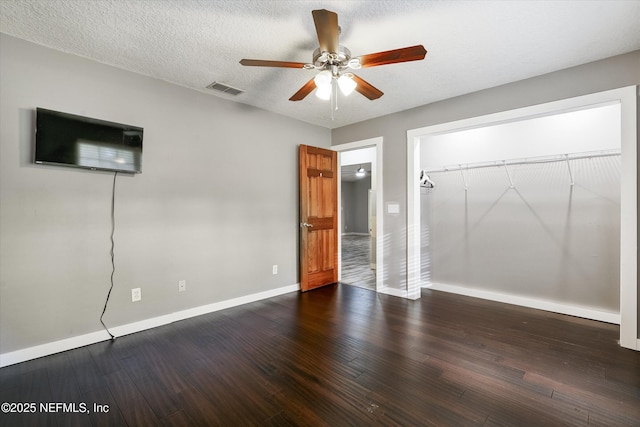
301,222,313,228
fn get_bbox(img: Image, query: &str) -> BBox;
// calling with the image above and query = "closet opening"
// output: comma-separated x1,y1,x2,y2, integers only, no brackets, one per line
407,86,637,350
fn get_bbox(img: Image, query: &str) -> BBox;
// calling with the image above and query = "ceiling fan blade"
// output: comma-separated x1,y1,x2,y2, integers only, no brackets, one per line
352,74,383,100
240,59,307,69
289,78,317,101
357,45,427,68
312,9,339,53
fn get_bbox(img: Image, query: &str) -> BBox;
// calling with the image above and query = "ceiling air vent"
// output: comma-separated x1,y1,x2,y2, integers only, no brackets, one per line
206,81,244,96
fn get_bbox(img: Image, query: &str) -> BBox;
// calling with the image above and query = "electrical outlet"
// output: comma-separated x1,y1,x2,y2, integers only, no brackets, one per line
131,288,141,302
272,265,278,275
178,280,186,292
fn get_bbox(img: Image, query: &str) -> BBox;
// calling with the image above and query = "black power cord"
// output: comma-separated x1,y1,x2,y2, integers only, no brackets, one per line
100,171,117,340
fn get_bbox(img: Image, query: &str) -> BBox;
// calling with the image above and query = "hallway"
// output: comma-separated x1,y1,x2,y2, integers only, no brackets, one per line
341,234,375,290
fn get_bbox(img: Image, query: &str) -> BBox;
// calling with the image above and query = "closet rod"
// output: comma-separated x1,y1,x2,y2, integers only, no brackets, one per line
422,150,621,174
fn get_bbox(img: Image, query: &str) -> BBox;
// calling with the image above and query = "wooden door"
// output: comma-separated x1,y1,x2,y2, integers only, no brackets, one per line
299,144,338,291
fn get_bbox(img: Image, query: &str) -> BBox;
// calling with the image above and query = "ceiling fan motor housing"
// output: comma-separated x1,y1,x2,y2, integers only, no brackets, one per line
312,46,359,70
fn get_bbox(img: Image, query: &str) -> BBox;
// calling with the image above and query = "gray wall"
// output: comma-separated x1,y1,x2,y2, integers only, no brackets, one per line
332,50,639,328
0,35,329,353
341,175,371,234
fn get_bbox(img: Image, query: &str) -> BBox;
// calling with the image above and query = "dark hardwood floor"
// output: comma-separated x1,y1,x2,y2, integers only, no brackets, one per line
1,285,639,426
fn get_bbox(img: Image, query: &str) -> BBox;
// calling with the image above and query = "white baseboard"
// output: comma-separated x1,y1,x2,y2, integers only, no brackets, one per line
425,282,620,324
0,283,300,368
170,284,300,323
379,287,407,298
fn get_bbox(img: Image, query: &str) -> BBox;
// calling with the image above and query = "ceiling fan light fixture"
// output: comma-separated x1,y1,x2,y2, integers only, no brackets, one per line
314,70,332,87
314,69,333,100
315,82,332,100
338,73,357,96
347,58,361,69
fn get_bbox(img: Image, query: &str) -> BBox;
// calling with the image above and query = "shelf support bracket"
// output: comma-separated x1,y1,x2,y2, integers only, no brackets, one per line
503,161,514,188
460,165,468,191
565,154,575,186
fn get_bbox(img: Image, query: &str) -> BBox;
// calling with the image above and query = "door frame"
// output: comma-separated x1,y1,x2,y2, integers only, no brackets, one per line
334,137,384,293
406,86,638,350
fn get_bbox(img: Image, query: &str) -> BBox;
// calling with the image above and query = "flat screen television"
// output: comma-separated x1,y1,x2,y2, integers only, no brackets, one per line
35,108,143,174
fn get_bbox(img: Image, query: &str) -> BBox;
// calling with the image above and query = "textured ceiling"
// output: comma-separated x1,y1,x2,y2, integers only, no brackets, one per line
1,1,639,129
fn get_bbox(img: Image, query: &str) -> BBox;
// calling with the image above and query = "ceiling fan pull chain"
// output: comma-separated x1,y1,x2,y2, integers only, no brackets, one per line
330,82,335,121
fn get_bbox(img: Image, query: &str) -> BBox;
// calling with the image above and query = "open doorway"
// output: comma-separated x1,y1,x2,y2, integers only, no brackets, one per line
340,162,375,290
335,137,384,293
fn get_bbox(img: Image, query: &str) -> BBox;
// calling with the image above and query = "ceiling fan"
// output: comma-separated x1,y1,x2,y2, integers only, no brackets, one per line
239,9,427,102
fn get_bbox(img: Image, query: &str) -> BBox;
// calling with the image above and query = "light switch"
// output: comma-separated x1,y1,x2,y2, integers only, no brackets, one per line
387,203,400,214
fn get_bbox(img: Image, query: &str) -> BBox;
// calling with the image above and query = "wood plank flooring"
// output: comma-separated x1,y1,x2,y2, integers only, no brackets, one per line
1,285,639,426
341,234,376,290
